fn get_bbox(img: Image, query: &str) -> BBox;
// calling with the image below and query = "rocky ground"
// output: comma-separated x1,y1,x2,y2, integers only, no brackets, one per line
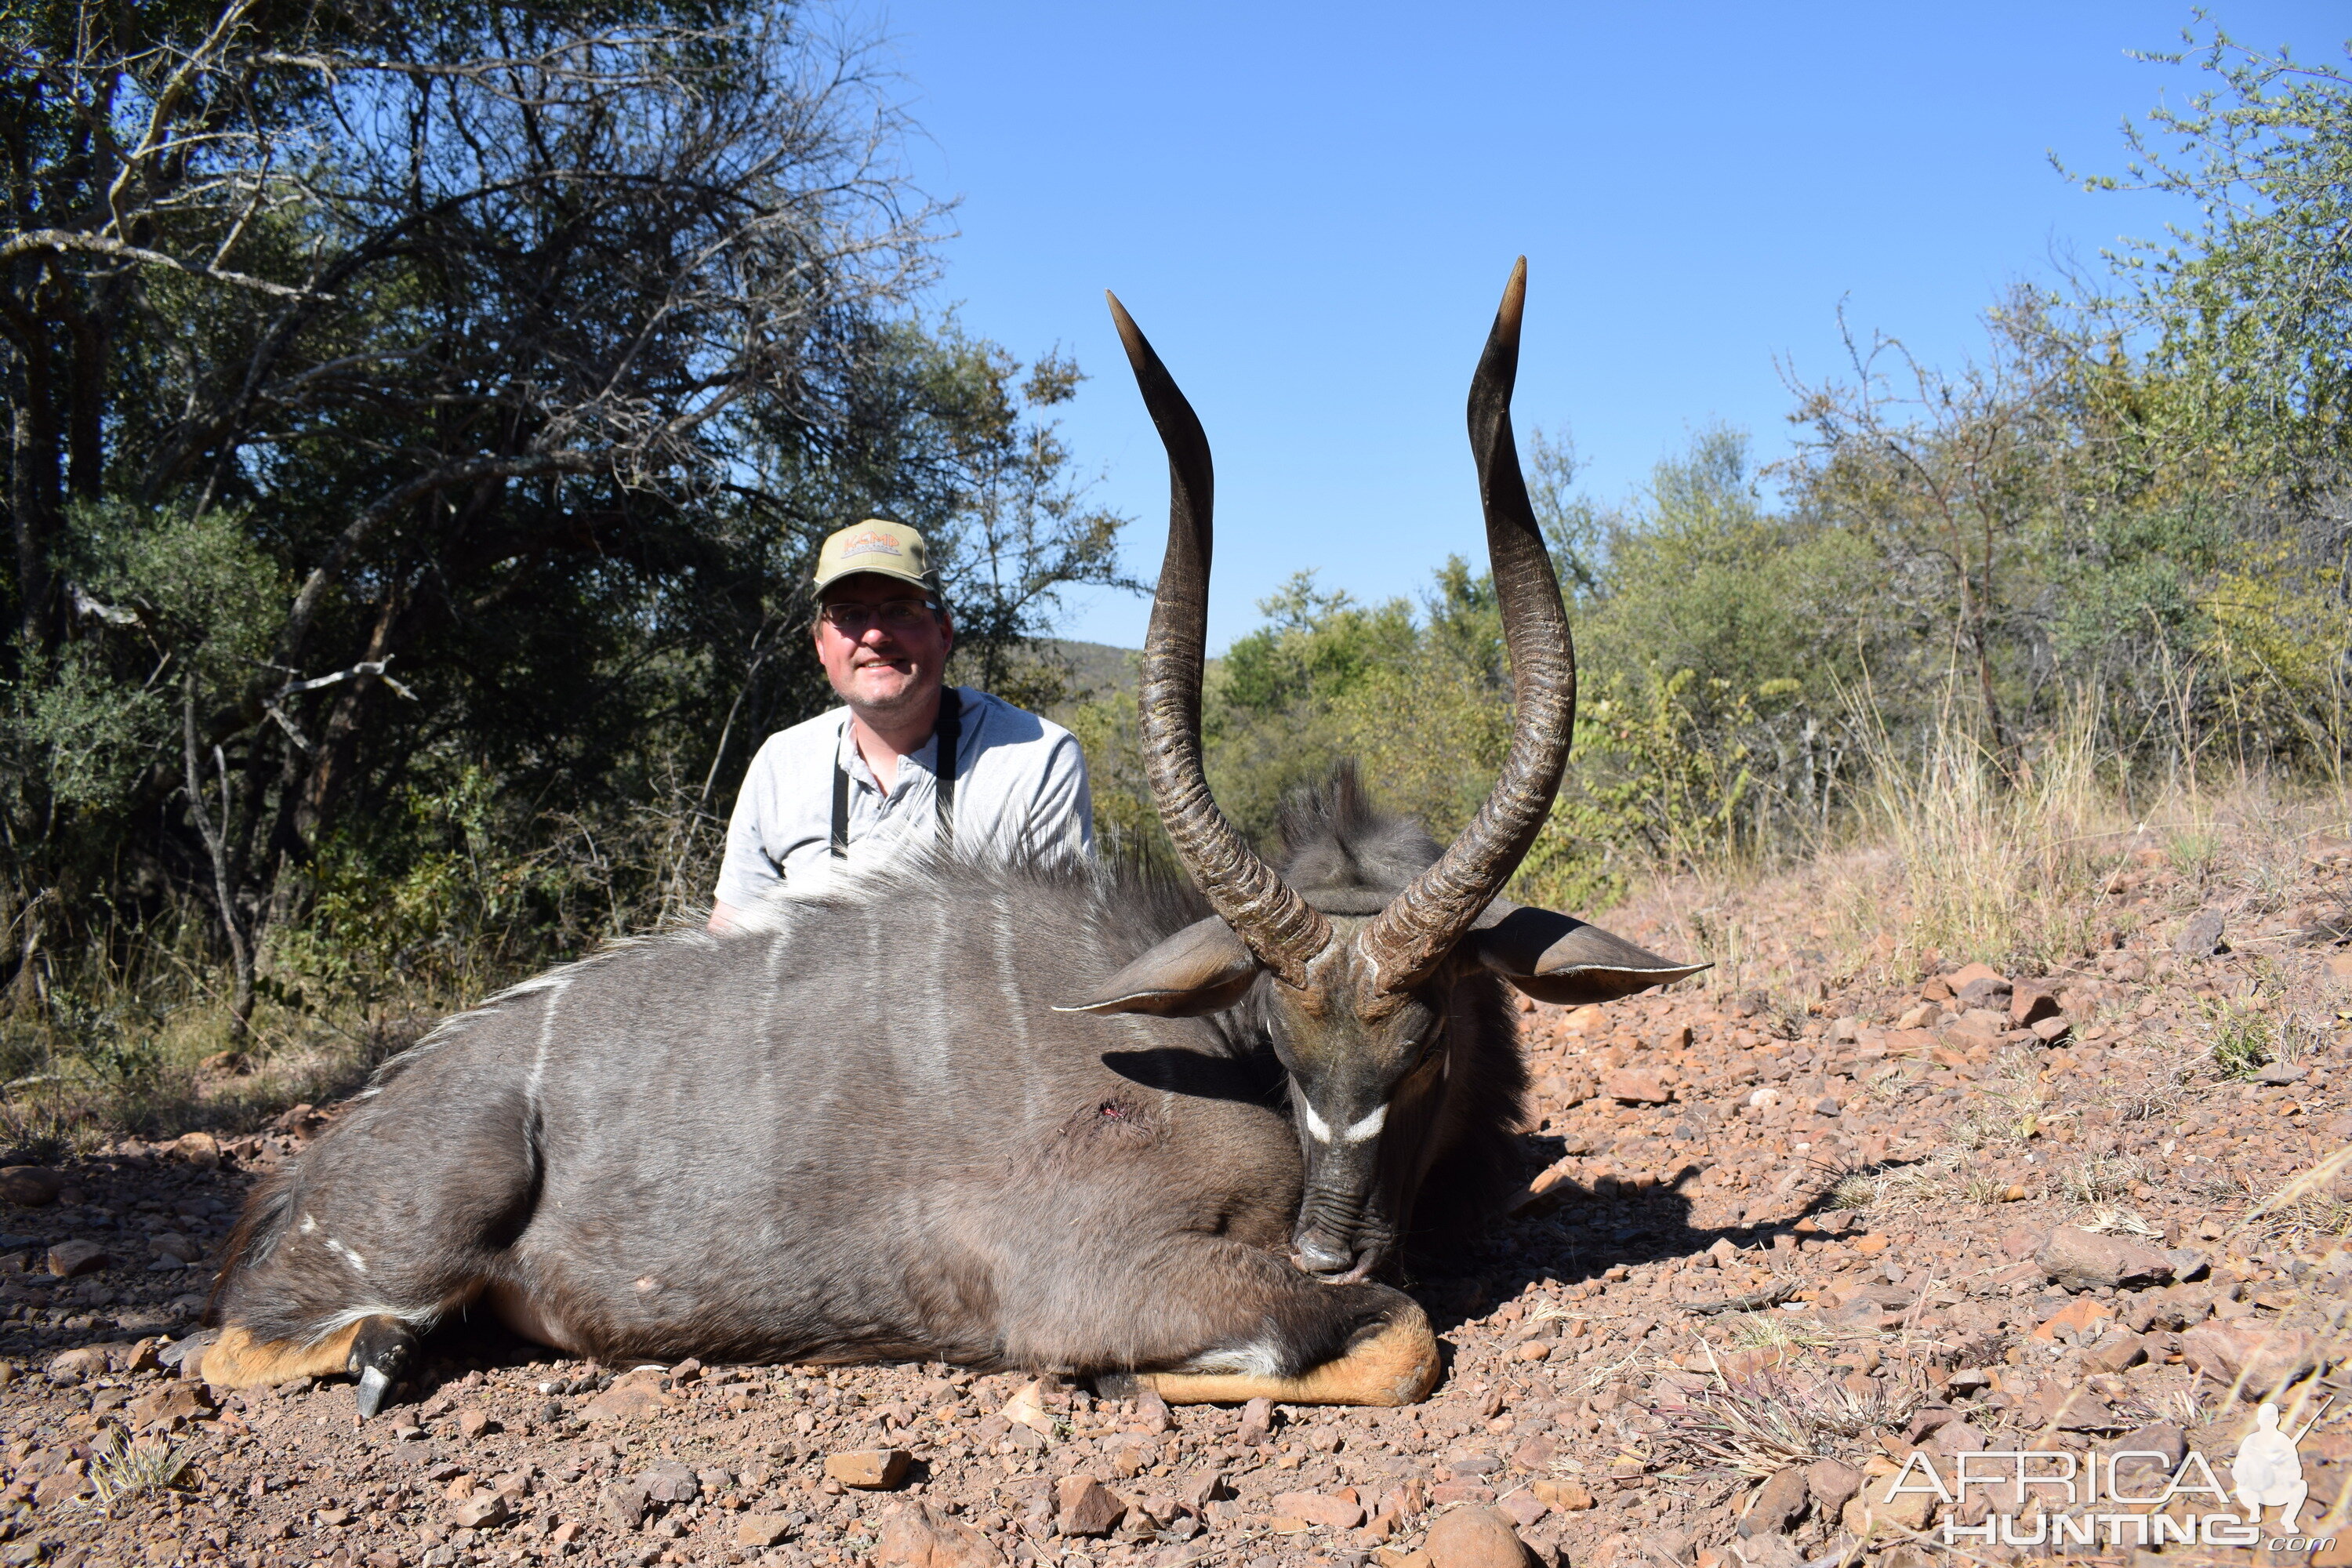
3,827,2351,1568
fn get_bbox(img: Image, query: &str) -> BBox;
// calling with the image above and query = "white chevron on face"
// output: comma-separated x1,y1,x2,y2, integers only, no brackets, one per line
1301,1101,1387,1144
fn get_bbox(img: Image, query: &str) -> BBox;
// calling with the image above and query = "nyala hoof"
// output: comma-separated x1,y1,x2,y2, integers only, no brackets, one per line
1091,1370,1144,1401
347,1317,416,1419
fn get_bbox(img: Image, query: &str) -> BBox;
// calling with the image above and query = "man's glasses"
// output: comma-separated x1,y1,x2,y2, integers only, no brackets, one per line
819,597,941,634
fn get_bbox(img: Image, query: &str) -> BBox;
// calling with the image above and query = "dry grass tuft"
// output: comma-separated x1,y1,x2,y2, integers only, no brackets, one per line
1724,1312,1832,1354
2060,1156,2150,1207
1658,1360,1936,1476
1823,1152,1976,1216
85,1431,191,1510
2076,1205,2161,1237
1846,689,2114,975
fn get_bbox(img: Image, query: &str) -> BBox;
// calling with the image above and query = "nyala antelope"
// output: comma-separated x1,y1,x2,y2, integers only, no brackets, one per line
201,260,1702,1414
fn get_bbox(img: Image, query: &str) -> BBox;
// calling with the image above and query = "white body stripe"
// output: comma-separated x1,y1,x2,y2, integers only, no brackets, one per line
1185,1340,1283,1377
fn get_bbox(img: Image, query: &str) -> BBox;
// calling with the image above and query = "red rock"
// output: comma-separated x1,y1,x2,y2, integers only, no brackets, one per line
2086,1332,2149,1373
639,1463,699,1504
1740,1466,1809,1536
1384,1478,1428,1517
46,1239,108,1277
1530,1479,1594,1511
875,1501,1005,1567
826,1449,911,1490
602,1479,650,1527
0,1167,63,1207
737,1515,793,1548
1423,1504,1533,1567
1000,1378,1056,1436
1272,1490,1365,1530
1497,1490,1548,1528
2009,985,2061,1026
149,1232,202,1264
271,1102,328,1139
1842,1469,1934,1537
1603,1069,1671,1104
451,1494,510,1529
2037,1227,2172,1290
1806,1458,1860,1514
1182,1472,1233,1511
169,1131,222,1168
1947,962,2005,993
456,1407,495,1439
126,1381,214,1430
1055,1473,1126,1536
583,1366,677,1423
2181,1323,2321,1398
2031,1296,2114,1342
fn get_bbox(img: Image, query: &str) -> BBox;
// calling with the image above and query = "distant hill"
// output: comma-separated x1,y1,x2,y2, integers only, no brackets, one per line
1043,639,1141,701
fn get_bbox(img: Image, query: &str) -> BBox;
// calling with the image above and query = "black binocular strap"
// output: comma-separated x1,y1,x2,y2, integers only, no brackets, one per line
831,690,960,860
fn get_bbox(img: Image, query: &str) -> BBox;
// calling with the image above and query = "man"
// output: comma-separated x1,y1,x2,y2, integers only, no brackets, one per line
708,519,1094,931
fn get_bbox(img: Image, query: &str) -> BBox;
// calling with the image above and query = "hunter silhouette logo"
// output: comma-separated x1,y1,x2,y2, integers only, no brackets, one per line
2232,1400,2314,1533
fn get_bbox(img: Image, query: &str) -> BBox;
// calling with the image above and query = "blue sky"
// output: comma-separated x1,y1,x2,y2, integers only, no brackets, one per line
866,2,2344,652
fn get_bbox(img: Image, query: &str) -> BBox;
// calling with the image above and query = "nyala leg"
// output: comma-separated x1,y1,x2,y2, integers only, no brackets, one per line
347,1316,417,1418
201,1319,368,1391
201,1313,416,1418
1099,1295,1442,1407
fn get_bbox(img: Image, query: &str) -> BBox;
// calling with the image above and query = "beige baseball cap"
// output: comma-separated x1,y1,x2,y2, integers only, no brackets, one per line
813,518,935,595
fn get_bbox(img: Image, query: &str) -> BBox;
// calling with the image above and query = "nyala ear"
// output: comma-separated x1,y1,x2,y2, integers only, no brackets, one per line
1467,902,1710,1005
1056,917,1265,1017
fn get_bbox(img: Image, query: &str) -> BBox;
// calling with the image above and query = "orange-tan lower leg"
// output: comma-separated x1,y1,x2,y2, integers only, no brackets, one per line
1133,1301,1441,1406
199,1319,372,1390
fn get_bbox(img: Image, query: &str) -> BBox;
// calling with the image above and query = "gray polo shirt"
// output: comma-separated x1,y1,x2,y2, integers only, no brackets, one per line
713,686,1094,908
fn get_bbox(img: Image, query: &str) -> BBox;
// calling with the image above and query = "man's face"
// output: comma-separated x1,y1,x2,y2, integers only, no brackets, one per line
814,574,953,714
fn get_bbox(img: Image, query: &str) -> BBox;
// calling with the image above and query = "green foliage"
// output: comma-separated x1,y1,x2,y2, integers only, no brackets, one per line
2206,997,2275,1079
0,1,1136,1045
12,503,287,815
267,767,545,1007
2074,19,2352,474
1203,575,1424,841
1564,670,1759,871
14,644,165,814
68,503,289,677
1220,574,1418,717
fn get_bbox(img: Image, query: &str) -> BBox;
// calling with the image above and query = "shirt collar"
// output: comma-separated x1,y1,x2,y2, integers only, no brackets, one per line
835,709,947,798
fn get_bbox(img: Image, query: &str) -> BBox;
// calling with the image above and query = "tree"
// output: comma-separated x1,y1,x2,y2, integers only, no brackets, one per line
2065,17,2352,479
0,0,1131,1017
